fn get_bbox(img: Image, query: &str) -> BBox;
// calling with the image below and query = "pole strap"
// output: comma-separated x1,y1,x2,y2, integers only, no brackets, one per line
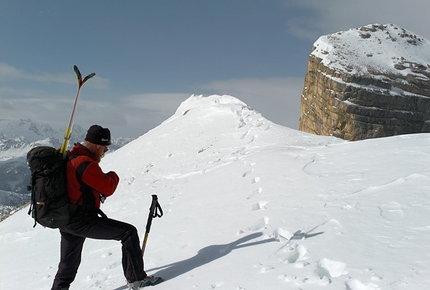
142,195,163,254
146,195,163,233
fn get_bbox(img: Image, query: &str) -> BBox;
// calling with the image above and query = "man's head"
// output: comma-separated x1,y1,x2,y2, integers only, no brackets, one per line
84,125,111,162
85,125,111,145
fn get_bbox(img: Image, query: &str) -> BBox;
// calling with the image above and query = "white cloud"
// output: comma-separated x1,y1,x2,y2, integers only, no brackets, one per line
0,77,304,138
121,93,190,113
70,95,185,137
283,0,430,41
199,77,304,129
0,87,51,98
0,62,110,89
0,93,190,138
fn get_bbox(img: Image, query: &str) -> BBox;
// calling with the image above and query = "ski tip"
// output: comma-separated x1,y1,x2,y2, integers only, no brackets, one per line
73,65,82,78
83,72,96,83
73,65,95,85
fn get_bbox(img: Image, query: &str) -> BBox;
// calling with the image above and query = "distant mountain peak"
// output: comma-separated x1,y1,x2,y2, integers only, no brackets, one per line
0,119,133,216
1,119,63,142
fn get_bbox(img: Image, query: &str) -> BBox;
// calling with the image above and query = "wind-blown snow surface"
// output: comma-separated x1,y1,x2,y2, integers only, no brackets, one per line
1,95,430,289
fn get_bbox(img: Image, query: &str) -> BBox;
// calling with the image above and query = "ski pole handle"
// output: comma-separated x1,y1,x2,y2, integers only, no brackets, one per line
142,195,163,255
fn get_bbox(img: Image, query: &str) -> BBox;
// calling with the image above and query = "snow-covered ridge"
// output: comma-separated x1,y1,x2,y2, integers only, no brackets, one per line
312,23,430,78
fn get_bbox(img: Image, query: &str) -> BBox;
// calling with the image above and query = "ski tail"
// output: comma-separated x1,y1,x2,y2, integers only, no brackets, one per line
59,65,95,158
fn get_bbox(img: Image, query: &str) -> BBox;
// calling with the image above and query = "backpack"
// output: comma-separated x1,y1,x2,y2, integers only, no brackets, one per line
26,146,76,228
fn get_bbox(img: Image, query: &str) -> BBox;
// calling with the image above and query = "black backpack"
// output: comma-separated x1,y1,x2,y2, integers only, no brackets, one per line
27,146,76,228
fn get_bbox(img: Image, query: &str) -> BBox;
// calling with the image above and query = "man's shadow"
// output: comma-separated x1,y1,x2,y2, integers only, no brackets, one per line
148,232,276,281
113,230,322,289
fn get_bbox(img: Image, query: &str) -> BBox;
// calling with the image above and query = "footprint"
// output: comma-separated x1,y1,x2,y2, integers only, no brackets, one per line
345,278,379,290
279,274,297,282
101,252,112,258
252,201,268,211
242,169,254,177
252,177,261,184
105,262,118,270
210,281,224,288
143,164,153,174
316,258,347,278
379,202,403,221
285,244,307,263
260,265,275,273
274,228,292,240
250,217,269,231
127,177,135,185
247,188,263,199
181,243,191,249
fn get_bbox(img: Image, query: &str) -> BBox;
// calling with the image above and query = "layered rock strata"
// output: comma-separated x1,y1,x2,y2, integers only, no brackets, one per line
299,24,430,140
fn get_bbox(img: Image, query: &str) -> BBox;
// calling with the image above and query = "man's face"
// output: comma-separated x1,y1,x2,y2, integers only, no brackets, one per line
95,145,109,161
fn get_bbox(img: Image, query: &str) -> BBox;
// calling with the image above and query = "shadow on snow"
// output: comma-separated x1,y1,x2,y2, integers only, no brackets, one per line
150,232,276,281
113,231,322,289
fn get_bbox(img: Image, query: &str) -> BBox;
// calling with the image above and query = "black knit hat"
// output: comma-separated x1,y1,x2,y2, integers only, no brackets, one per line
85,125,111,145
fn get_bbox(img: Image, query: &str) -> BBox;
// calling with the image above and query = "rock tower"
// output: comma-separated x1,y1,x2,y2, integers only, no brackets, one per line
299,24,430,140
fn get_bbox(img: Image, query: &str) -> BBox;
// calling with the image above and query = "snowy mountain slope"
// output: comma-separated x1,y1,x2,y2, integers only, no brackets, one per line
1,95,429,290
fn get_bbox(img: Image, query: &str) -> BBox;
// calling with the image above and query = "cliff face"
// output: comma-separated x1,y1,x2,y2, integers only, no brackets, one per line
299,24,430,141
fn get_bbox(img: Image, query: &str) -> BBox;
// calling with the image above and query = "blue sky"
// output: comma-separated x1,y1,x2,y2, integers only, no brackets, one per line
0,0,429,138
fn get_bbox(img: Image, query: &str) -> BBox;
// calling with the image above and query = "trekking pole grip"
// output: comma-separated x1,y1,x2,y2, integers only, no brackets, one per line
142,195,163,255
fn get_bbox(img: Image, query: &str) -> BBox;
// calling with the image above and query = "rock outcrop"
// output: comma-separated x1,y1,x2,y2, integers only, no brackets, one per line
299,24,430,141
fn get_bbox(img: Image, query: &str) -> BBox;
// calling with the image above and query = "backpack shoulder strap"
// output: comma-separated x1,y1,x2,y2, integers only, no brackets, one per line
69,154,108,218
74,159,92,206
75,160,91,180
69,154,91,180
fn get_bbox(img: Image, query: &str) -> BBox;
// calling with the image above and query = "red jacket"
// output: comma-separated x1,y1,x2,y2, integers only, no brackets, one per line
67,143,119,208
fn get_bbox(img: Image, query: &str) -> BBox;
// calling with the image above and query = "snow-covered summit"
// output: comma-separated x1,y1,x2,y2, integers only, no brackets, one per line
110,95,337,180
312,23,430,78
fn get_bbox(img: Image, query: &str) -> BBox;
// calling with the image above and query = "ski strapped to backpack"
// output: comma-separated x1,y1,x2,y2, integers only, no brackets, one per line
59,65,95,158
27,65,95,228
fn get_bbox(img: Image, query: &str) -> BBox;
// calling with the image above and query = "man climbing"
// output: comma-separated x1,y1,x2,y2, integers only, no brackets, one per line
51,124,162,290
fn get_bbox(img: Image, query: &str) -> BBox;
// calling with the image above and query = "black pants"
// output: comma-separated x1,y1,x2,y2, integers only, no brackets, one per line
51,212,147,290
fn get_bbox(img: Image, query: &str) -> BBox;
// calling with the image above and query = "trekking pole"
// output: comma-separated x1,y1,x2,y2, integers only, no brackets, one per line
142,195,163,255
59,65,95,158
